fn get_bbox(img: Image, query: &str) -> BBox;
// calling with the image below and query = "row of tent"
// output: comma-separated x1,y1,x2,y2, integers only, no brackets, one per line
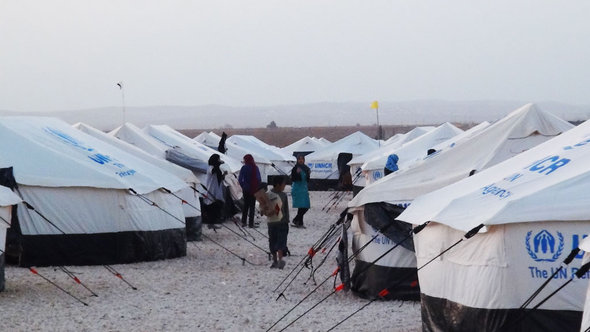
345,103,590,331
0,115,382,292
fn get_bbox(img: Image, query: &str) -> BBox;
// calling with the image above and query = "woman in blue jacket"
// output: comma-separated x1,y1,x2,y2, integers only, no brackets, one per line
290,155,311,228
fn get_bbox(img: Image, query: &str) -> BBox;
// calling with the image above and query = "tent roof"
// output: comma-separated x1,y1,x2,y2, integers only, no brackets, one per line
384,126,435,146
352,122,463,170
305,131,380,161
75,122,198,184
194,131,221,149
281,136,329,154
194,134,273,165
145,125,243,173
399,116,590,232
109,123,170,158
429,121,490,153
226,135,295,162
0,117,187,194
348,103,574,209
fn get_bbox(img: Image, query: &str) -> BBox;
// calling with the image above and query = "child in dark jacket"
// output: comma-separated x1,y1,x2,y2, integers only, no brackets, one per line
266,176,290,269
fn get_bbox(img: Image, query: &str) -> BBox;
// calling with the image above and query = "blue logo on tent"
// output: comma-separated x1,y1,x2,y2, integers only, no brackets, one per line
44,127,94,152
373,170,382,181
525,230,564,262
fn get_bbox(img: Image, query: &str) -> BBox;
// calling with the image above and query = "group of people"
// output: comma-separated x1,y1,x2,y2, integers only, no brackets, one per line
201,152,311,269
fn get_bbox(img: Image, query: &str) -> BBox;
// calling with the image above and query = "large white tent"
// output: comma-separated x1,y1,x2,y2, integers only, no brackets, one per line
194,132,278,182
304,131,379,189
281,136,330,157
194,131,222,150
349,103,574,208
0,185,22,291
349,122,464,186
225,134,295,177
382,126,434,148
0,117,189,267
145,125,243,174
75,123,201,221
428,121,490,155
398,116,590,331
346,103,574,301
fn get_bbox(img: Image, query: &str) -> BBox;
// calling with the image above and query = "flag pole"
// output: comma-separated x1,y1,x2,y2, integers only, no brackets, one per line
117,81,126,125
371,101,381,145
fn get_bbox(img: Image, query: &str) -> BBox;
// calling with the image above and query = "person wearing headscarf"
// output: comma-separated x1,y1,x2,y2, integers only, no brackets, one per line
238,154,261,228
290,155,311,228
202,154,226,229
384,153,399,176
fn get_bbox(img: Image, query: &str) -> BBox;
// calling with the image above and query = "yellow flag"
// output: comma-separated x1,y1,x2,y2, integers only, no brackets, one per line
370,101,379,109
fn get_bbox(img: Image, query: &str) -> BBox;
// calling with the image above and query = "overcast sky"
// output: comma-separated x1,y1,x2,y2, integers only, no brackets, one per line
1,1,589,112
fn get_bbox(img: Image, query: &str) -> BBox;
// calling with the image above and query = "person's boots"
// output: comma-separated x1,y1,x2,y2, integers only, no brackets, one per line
291,215,301,227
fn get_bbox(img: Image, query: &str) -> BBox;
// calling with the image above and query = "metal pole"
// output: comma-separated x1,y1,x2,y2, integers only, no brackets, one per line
117,81,126,124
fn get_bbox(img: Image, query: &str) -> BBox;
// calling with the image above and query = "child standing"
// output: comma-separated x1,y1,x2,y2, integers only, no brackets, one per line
266,176,290,269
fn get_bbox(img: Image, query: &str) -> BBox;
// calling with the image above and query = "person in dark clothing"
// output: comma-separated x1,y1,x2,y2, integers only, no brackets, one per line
266,175,289,269
238,154,261,228
202,154,226,229
218,132,228,153
290,155,311,228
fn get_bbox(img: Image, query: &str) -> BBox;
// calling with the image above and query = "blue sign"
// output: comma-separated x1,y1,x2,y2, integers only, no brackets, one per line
44,127,137,178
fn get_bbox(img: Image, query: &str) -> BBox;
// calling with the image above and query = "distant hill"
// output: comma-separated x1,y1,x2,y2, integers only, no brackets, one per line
1,100,589,131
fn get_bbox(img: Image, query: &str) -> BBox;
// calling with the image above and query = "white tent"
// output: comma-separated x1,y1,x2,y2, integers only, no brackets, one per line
349,122,464,186
110,123,171,160
75,122,200,220
194,131,222,150
349,103,574,208
304,131,379,189
194,133,277,182
0,186,22,291
398,117,590,331
428,121,490,155
346,103,574,301
281,136,330,157
226,135,295,177
145,125,243,174
0,117,189,266
382,126,435,147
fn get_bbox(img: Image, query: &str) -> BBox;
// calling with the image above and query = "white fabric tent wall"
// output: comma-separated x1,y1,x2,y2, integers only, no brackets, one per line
345,103,574,303
226,135,295,176
74,122,200,219
194,131,222,150
110,123,171,160
395,115,590,331
0,117,188,266
145,125,243,173
348,103,574,208
429,121,490,154
305,131,380,180
0,117,188,194
194,133,276,182
281,136,329,156
351,206,416,270
350,122,463,186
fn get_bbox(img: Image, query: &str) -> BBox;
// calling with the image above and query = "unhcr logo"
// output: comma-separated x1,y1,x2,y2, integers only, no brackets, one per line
525,230,564,262
372,170,382,181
